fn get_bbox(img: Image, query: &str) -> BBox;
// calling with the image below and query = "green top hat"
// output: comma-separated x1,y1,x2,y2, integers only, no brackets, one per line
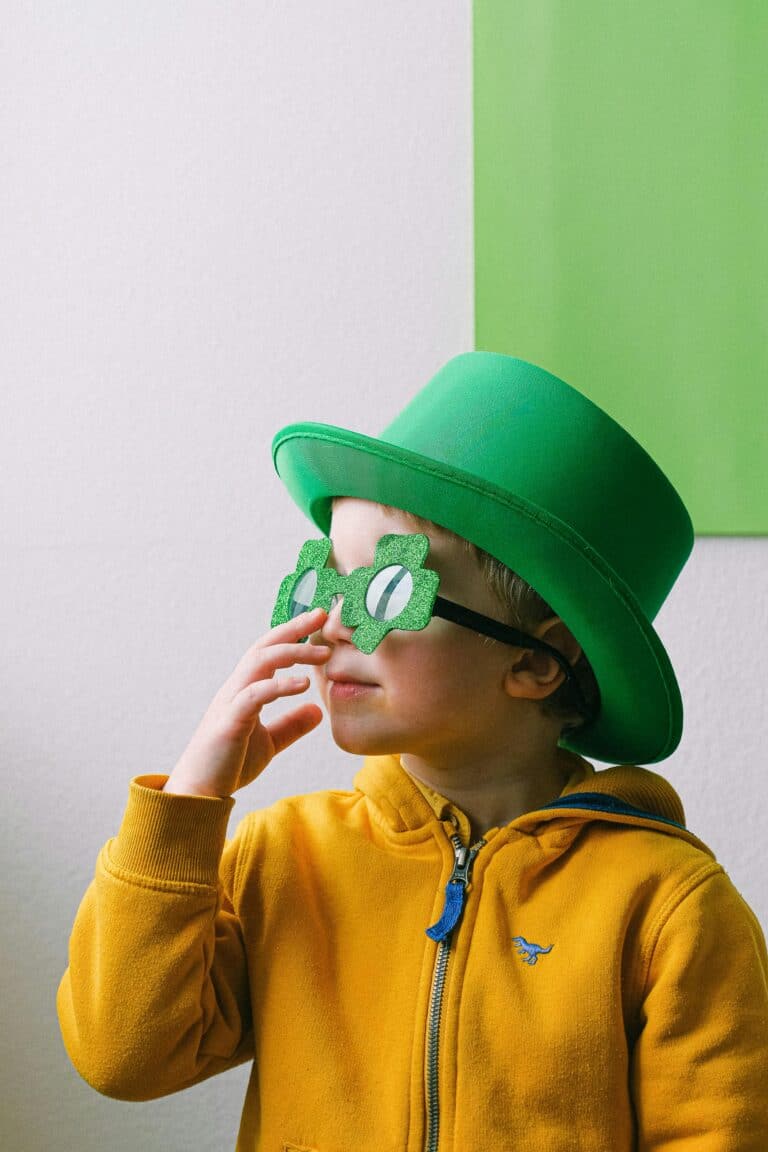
271,351,694,765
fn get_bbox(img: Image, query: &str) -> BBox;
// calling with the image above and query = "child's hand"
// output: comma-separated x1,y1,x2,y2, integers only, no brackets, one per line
163,608,331,798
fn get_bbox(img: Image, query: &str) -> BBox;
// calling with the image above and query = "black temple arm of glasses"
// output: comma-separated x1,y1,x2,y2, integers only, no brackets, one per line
432,595,597,725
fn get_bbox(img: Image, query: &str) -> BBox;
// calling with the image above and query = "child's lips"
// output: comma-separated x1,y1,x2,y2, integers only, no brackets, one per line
328,681,378,701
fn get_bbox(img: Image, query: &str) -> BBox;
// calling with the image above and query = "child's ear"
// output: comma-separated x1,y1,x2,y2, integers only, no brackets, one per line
503,617,582,699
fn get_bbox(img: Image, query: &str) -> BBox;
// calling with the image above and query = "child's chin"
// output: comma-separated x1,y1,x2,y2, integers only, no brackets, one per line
328,722,399,757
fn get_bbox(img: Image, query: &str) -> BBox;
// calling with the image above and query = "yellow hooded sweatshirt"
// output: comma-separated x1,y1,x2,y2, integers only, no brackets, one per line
57,751,768,1151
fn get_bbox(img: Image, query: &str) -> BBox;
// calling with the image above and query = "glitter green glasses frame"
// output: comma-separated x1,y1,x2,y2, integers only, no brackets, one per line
271,533,595,722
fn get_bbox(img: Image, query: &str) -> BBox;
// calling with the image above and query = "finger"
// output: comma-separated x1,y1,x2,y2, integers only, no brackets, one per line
255,641,332,675
227,609,329,690
263,607,328,647
229,671,314,723
238,608,329,674
264,702,324,758
226,643,330,701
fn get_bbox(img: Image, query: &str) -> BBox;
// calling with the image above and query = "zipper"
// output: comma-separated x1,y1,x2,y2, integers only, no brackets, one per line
423,825,486,1152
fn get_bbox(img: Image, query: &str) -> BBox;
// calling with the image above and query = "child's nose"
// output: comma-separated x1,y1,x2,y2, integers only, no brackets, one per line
319,593,354,642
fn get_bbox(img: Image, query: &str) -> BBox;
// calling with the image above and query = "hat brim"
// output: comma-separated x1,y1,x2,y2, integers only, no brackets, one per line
272,422,684,765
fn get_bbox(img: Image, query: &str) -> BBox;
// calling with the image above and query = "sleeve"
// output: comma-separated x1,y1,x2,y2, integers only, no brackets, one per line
631,864,768,1150
56,775,255,1101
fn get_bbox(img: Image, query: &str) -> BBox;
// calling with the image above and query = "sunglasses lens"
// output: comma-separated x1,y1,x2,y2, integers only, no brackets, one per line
289,569,318,618
365,565,413,622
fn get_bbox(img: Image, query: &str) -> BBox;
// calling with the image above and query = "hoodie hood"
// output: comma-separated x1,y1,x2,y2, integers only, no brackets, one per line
353,750,715,859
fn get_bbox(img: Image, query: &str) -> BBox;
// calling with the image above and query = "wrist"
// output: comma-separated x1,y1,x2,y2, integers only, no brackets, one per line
162,772,229,799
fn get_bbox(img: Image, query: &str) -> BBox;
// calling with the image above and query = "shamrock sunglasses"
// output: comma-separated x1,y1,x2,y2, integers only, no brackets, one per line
272,532,594,721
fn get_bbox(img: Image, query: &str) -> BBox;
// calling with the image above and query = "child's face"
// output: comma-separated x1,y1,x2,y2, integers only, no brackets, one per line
308,498,524,760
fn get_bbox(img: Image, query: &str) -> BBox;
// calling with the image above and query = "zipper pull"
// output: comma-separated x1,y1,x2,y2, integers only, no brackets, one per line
425,834,486,943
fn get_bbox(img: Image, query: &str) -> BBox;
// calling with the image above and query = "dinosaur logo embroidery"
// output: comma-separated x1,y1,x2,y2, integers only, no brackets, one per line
512,936,553,965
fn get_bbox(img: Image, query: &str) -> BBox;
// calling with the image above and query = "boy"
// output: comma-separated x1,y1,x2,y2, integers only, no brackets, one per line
58,352,768,1150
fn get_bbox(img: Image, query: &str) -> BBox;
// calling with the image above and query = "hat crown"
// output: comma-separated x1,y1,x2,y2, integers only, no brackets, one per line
380,352,692,620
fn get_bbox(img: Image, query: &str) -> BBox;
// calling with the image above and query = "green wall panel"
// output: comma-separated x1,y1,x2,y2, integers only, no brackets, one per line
474,2,768,534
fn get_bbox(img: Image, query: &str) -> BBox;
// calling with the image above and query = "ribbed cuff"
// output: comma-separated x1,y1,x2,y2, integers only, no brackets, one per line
107,775,236,887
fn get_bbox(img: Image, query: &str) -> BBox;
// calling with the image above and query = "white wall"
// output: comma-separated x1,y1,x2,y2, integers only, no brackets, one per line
1,5,764,1151
1,4,473,1150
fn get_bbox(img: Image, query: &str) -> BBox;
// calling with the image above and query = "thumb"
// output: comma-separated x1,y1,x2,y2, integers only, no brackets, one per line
265,703,325,758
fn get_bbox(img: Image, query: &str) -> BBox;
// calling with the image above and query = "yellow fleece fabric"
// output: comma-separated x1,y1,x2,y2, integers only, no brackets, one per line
57,751,768,1150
